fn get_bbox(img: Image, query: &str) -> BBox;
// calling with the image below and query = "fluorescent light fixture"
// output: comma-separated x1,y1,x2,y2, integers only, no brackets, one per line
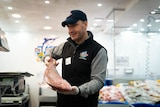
94,18,103,22
45,0,50,4
155,19,160,23
44,26,52,30
133,23,137,27
8,7,13,10
147,24,152,27
45,16,50,19
97,3,102,7
140,19,145,22
12,14,21,18
107,20,114,22
151,11,156,14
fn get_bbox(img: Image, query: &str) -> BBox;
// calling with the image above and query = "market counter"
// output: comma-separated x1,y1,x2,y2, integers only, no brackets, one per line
99,79,160,106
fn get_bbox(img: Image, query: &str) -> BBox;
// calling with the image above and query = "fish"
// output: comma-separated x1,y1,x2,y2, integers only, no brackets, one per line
44,58,72,91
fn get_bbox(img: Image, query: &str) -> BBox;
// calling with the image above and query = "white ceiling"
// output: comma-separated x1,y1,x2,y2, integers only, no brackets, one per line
0,0,160,35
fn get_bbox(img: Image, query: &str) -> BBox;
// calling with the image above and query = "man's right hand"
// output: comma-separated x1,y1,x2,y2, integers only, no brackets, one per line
44,56,51,66
44,56,59,66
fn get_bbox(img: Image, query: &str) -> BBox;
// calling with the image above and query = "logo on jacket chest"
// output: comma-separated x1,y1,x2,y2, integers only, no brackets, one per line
79,51,88,60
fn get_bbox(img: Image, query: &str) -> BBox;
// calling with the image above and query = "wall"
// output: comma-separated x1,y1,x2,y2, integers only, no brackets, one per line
0,31,160,107
0,31,68,107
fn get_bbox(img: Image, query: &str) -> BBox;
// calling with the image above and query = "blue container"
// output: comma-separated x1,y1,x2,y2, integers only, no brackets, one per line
132,103,154,107
104,79,113,86
154,104,160,107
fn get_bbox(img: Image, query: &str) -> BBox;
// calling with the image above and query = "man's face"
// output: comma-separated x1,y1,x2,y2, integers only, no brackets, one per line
67,20,88,44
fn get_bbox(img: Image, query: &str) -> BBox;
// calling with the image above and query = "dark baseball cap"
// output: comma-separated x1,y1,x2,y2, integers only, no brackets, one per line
61,10,87,27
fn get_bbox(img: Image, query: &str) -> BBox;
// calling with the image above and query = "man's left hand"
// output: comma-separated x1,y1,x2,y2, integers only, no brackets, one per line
57,86,79,95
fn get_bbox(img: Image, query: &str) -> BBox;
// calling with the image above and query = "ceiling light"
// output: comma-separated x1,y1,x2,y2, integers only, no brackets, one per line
147,24,152,27
155,19,160,22
133,23,137,27
151,11,156,14
44,26,52,30
45,16,50,19
45,0,50,4
12,14,21,18
97,3,102,7
94,18,103,22
140,19,145,22
8,7,13,10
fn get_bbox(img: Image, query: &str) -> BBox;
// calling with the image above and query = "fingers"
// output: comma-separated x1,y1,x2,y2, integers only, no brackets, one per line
56,86,79,95
45,56,51,66
45,56,59,66
55,61,59,66
52,59,59,66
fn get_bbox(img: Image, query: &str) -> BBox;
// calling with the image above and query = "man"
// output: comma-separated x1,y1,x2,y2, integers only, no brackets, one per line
43,10,108,107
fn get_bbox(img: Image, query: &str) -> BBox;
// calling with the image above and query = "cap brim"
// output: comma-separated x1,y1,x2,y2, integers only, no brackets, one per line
61,18,78,27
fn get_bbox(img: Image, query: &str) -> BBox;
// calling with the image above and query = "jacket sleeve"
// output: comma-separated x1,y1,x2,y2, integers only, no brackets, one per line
78,48,108,98
43,42,65,61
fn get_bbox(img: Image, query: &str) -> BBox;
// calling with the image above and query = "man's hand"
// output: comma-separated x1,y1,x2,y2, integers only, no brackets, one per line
45,79,72,91
44,56,51,66
44,56,59,66
57,86,79,95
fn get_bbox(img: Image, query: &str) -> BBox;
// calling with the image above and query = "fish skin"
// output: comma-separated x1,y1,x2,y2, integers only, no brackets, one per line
44,58,72,91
